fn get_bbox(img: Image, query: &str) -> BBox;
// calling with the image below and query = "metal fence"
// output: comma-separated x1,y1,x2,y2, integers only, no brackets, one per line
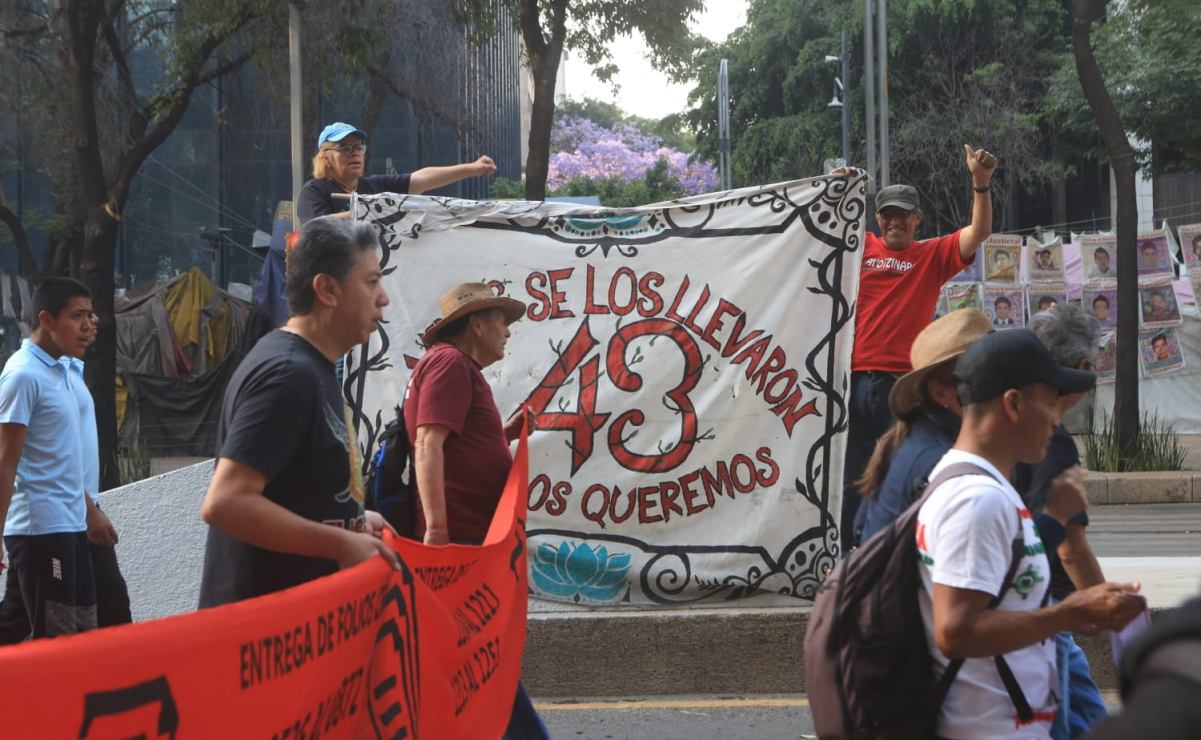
1,10,523,292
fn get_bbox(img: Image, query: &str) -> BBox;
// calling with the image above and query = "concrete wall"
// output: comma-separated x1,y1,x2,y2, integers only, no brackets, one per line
1,461,218,620
98,461,213,620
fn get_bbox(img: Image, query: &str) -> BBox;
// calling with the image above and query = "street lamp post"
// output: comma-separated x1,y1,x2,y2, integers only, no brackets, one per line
717,58,732,190
825,30,851,169
289,2,303,230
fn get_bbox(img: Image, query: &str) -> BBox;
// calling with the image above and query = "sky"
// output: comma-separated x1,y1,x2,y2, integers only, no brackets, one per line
561,2,750,120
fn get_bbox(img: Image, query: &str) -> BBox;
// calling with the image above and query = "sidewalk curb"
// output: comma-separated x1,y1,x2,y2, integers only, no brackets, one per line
1086,472,1199,505
522,606,1165,697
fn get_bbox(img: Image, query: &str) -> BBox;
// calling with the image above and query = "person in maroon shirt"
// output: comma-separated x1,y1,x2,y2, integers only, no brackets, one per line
404,282,550,739
834,146,998,554
404,282,528,546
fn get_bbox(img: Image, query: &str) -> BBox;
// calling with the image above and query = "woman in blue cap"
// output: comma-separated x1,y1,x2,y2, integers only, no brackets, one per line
297,122,496,222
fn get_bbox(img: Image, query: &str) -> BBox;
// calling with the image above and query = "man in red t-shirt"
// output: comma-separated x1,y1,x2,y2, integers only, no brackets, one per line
839,145,999,552
405,282,528,546
404,281,550,738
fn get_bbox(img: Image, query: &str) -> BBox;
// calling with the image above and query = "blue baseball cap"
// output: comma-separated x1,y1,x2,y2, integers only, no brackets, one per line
317,122,366,147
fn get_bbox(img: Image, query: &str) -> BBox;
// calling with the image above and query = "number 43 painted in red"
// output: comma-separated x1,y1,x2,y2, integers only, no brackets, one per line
522,317,705,476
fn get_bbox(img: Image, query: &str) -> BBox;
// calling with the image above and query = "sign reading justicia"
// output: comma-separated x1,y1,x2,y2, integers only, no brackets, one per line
349,176,865,606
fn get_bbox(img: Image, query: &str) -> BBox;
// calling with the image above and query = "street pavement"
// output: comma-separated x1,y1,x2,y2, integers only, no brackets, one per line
532,504,1198,738
536,696,815,739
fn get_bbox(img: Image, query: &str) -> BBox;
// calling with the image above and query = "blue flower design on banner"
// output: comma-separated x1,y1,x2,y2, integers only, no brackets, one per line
531,541,630,603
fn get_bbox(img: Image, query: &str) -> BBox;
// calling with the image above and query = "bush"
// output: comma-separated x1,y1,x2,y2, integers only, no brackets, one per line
1083,411,1187,472
490,177,525,200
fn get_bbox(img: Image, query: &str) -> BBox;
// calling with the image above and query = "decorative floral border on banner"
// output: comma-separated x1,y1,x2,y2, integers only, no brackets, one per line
345,177,864,606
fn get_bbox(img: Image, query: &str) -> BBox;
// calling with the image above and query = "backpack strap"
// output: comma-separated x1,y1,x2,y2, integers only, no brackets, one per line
991,519,1035,723
914,462,992,509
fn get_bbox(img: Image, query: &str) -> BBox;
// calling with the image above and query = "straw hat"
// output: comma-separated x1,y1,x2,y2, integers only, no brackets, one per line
421,282,526,346
888,308,993,416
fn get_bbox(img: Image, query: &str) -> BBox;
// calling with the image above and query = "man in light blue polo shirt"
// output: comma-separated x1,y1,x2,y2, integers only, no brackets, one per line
0,305,131,642
0,277,98,637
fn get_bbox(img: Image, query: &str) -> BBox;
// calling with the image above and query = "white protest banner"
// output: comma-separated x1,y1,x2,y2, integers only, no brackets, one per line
346,178,865,606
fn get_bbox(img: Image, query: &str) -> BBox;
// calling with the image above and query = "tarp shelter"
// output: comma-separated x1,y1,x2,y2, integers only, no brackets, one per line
117,267,271,456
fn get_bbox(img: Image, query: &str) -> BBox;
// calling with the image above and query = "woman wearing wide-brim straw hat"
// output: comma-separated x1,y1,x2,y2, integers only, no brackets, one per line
850,308,993,547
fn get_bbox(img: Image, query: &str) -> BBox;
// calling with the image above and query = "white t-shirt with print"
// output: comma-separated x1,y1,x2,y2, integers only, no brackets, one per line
916,449,1057,739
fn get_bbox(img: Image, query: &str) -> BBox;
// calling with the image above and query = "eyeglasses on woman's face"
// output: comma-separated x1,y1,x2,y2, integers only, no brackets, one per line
333,143,366,155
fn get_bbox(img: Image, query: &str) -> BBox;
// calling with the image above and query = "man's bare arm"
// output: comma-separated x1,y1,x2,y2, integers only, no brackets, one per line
958,145,998,260
201,457,396,569
1060,524,1106,590
409,156,496,194
414,424,451,545
932,580,1144,659
0,424,26,564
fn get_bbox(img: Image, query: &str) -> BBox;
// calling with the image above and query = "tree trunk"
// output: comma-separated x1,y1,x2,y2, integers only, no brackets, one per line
80,212,122,490
523,59,559,200
0,201,40,277
1071,0,1139,462
517,0,567,201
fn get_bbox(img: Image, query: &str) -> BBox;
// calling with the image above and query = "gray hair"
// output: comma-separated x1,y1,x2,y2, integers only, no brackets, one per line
285,216,380,316
1028,302,1102,368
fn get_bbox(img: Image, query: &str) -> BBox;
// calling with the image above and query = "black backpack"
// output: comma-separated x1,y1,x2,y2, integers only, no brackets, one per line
365,407,415,537
804,463,1034,739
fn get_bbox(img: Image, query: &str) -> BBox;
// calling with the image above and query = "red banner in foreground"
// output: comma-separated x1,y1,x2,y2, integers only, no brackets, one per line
0,432,530,739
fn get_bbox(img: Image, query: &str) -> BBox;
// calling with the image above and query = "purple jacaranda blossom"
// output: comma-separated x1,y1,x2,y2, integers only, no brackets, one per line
548,116,718,195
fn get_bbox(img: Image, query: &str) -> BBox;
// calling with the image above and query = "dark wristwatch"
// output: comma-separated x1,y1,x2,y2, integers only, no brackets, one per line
972,184,991,193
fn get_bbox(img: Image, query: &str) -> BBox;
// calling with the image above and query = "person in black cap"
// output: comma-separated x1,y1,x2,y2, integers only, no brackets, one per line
914,328,1146,739
832,145,999,553
297,121,497,223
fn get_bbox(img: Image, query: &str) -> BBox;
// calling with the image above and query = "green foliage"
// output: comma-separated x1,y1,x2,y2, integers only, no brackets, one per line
555,157,687,207
1084,410,1187,472
490,177,526,200
1048,0,1201,173
683,0,1074,233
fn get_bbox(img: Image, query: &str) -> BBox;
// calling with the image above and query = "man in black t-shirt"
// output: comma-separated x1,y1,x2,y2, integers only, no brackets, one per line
199,217,398,607
297,122,496,223
1020,303,1112,738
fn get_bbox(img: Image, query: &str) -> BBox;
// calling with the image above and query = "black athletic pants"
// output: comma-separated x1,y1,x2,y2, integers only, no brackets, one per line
0,532,118,641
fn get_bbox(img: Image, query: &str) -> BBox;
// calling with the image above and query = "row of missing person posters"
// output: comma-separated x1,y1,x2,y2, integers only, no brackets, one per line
933,225,1201,381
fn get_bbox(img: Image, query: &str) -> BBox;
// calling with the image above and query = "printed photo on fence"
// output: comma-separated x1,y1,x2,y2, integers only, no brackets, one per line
1083,287,1118,329
1139,281,1183,328
1094,333,1117,385
1139,328,1186,377
1028,286,1067,318
1180,223,1201,269
350,177,864,607
1137,233,1174,278
945,282,983,312
984,285,1025,329
1027,237,1065,282
982,234,1022,283
1081,234,1117,281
